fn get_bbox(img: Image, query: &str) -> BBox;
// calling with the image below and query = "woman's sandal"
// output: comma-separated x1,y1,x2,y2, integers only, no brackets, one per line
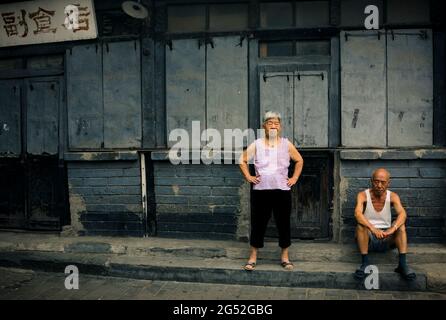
244,262,256,271
281,261,294,270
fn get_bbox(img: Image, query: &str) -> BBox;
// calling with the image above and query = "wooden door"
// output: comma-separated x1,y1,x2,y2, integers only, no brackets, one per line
0,76,68,231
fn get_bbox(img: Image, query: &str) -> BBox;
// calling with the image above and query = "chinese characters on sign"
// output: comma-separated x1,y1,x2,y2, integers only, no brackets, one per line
29,7,57,35
0,0,97,47
2,9,28,38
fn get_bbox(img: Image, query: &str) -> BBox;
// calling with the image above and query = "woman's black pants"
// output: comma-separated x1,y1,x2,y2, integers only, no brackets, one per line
250,189,292,249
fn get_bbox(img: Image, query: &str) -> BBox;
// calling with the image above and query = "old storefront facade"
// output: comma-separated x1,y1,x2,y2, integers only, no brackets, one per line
0,0,445,243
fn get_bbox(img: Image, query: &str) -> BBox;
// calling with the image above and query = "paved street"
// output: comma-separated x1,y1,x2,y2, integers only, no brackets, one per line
1,267,445,300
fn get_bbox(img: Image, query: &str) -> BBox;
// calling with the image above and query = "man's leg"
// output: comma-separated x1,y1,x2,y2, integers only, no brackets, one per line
393,224,408,254
392,225,416,280
355,224,371,278
356,224,369,255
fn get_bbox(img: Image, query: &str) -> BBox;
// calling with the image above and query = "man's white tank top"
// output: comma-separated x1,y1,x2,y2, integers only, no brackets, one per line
364,189,392,229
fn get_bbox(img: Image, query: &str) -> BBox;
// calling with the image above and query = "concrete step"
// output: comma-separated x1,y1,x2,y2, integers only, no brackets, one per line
0,232,445,264
0,250,429,292
1,232,444,292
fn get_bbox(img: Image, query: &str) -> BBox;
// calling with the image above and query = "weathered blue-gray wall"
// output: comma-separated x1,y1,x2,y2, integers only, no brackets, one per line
339,150,446,243
152,160,249,240
66,155,143,236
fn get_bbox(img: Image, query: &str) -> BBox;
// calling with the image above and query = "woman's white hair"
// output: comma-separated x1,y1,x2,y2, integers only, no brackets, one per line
263,111,282,123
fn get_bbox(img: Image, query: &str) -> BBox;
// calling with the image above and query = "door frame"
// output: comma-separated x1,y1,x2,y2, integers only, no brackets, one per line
255,59,334,240
248,36,341,148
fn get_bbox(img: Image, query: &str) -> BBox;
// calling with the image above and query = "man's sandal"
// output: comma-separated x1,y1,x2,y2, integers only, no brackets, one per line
281,261,294,270
354,264,368,280
394,265,416,281
244,262,256,271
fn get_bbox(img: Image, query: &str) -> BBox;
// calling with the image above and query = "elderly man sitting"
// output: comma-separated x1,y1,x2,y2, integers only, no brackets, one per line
354,168,416,280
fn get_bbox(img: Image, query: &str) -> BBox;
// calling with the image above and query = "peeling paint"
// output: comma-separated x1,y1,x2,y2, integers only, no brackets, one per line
80,153,97,161
236,181,250,241
76,118,89,136
125,204,142,212
414,149,427,159
339,177,349,206
351,109,359,128
68,184,86,234
420,111,426,128
303,135,316,146
398,111,404,121
304,108,310,128
172,184,179,196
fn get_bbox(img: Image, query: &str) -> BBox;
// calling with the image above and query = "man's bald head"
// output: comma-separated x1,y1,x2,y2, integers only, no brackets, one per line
370,168,390,195
372,168,390,181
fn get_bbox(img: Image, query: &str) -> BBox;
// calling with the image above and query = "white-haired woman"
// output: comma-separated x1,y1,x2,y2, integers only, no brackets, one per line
239,111,303,271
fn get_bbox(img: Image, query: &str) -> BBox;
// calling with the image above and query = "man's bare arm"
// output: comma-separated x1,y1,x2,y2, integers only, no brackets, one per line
384,192,407,236
391,192,407,229
354,192,374,230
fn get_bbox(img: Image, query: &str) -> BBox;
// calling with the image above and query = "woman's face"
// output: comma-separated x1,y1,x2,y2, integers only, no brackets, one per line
263,118,281,138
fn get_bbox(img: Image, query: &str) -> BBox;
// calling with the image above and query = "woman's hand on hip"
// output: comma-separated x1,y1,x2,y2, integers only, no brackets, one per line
246,175,260,184
287,177,298,187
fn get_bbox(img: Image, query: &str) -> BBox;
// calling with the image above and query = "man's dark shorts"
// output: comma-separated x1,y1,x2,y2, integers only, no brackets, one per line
368,229,396,252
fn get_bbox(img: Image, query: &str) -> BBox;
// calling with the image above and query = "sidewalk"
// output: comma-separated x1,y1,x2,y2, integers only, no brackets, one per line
0,231,445,293
1,267,446,300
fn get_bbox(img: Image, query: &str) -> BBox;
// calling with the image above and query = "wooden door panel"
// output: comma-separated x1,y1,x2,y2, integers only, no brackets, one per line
66,44,103,149
0,159,26,229
0,80,21,155
264,154,330,240
166,39,206,148
27,157,67,230
341,30,386,147
26,78,60,155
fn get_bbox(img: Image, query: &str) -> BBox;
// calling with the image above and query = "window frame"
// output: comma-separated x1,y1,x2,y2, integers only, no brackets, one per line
258,38,332,58
166,1,250,34
164,0,333,36
258,0,331,30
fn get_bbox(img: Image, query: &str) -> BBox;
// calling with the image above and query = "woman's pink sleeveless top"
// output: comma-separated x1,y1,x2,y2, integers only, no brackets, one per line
253,137,290,190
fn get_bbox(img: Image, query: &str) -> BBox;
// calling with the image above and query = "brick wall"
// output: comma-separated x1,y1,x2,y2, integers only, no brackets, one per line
339,159,446,243
67,160,143,236
153,162,245,240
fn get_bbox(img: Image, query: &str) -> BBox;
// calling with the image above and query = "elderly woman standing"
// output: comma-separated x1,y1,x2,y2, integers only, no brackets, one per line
239,111,304,271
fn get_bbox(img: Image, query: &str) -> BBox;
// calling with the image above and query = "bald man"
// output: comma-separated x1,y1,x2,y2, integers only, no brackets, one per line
354,168,416,280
